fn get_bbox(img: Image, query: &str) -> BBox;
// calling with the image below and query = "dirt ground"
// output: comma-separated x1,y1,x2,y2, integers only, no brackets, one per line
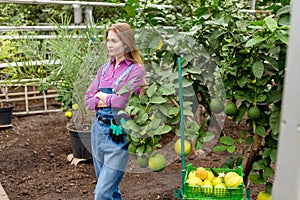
0,112,263,200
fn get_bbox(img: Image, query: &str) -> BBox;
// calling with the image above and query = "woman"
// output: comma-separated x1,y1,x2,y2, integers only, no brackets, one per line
85,23,145,200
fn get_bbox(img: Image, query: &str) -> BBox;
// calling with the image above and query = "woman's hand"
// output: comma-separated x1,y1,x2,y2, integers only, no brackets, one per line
95,91,108,107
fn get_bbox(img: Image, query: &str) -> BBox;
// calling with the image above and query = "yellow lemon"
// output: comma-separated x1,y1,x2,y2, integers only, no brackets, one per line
224,172,239,183
65,110,73,119
196,167,208,180
72,103,79,111
212,177,223,186
174,138,192,156
225,175,243,188
257,191,272,200
186,176,203,186
206,170,215,182
188,170,197,179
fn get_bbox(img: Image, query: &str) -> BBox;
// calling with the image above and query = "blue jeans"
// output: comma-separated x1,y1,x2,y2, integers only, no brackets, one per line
91,117,129,200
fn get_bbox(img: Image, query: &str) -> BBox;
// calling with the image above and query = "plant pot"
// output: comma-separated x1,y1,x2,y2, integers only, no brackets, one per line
0,101,15,127
67,124,92,159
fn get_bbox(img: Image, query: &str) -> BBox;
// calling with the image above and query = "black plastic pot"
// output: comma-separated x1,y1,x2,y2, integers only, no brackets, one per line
0,101,15,127
67,124,92,159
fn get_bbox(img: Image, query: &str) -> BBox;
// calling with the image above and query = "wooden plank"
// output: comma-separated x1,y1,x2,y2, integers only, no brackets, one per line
0,183,9,200
0,124,13,128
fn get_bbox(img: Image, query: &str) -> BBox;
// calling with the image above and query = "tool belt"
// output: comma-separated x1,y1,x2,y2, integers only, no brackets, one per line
96,113,111,125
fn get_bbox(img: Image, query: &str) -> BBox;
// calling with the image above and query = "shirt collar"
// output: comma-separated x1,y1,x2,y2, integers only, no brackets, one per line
109,57,132,66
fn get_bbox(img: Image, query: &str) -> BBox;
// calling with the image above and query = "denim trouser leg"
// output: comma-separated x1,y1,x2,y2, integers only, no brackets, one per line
91,118,129,200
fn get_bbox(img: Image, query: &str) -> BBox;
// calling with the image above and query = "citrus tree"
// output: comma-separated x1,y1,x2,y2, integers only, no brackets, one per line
189,0,289,193
122,0,290,194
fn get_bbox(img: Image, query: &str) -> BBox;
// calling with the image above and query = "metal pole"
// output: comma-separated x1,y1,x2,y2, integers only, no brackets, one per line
250,0,256,20
272,0,300,199
0,0,173,9
177,57,186,198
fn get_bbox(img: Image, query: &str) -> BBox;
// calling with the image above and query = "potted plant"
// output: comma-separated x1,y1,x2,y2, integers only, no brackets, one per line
0,97,15,128
2,16,107,161
41,18,107,161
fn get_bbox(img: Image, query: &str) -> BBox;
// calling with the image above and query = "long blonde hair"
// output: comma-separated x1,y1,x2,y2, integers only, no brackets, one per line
105,23,146,94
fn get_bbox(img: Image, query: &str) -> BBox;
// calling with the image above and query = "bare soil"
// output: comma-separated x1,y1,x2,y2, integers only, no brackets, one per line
0,112,263,200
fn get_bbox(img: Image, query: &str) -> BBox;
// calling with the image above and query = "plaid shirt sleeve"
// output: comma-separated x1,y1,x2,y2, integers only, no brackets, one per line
84,67,103,110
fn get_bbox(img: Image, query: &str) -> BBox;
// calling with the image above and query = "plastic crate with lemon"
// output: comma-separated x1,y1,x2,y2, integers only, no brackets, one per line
184,164,244,200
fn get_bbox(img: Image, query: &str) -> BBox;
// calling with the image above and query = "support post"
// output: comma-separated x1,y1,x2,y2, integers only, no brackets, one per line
272,0,300,199
85,5,94,25
178,57,186,198
73,4,82,24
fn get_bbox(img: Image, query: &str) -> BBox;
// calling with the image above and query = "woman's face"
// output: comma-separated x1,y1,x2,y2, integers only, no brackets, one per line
106,30,126,59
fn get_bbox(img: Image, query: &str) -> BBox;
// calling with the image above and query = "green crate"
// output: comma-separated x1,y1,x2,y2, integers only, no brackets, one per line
183,164,244,200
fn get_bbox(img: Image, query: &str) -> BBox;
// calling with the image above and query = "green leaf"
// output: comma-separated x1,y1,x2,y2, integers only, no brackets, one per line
262,148,272,159
213,145,227,152
194,139,202,150
158,85,174,95
220,136,235,145
146,84,157,97
123,120,140,132
270,149,277,163
275,31,288,45
154,125,172,135
264,166,274,177
150,95,166,104
276,5,290,15
124,3,136,18
183,87,196,97
270,108,280,135
202,132,215,142
256,126,266,137
257,94,267,102
136,113,148,125
263,55,279,71
168,107,179,116
252,61,264,78
136,145,145,155
253,161,265,170
236,157,243,166
246,136,253,146
266,90,282,104
227,145,236,153
182,78,194,88
140,126,148,136
248,174,266,184
264,16,277,32
237,75,250,88
149,118,161,130
183,109,194,116
233,103,247,123
246,36,268,47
